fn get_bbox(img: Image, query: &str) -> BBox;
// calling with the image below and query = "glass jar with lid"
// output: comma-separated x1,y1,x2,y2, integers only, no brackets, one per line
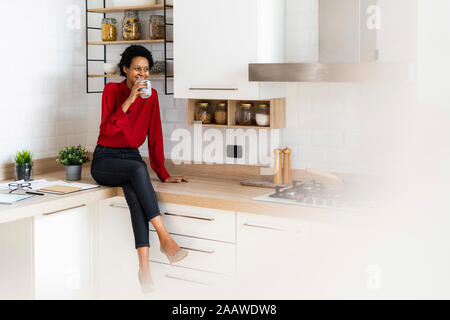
238,103,254,126
149,15,165,40
215,102,228,125
102,18,117,41
122,10,141,40
255,103,270,126
195,102,212,124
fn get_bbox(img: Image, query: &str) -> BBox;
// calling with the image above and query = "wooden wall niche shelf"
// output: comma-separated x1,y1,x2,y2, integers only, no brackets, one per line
188,98,286,129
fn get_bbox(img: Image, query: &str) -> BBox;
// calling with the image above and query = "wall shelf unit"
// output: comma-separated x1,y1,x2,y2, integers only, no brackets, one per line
86,0,174,94
88,3,171,14
88,39,169,45
188,98,286,130
88,74,172,78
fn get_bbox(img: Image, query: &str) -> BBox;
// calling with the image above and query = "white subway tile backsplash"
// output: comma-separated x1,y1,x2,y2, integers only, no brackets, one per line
299,146,327,162
32,123,57,139
310,97,344,114
66,135,88,148
297,83,330,97
56,121,87,136
283,128,311,147
285,99,299,129
46,136,68,152
327,148,353,164
164,108,185,123
162,123,176,138
299,113,329,130
311,130,344,147
329,83,362,98
87,133,100,148
328,114,352,130
175,99,188,109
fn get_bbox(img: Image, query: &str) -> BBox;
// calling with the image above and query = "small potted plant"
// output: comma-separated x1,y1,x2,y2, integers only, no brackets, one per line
56,144,90,181
14,150,33,181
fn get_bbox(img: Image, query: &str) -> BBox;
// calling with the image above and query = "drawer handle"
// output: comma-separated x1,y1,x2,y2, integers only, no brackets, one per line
109,203,128,209
189,87,238,91
164,274,214,287
180,246,215,254
42,204,87,216
164,212,215,222
243,222,301,234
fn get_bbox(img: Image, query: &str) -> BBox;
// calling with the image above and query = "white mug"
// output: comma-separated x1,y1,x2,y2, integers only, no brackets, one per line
139,80,152,98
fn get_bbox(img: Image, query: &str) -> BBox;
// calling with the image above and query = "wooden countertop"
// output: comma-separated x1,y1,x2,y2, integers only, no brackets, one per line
0,168,373,225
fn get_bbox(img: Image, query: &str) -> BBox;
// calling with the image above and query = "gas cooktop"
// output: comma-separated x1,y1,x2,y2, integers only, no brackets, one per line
252,180,378,211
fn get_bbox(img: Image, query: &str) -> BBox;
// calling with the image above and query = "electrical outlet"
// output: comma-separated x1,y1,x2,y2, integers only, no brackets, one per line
227,145,243,159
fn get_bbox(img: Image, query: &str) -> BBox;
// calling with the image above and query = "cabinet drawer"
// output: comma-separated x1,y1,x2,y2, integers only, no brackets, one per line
152,202,236,243
149,231,236,275
149,262,236,300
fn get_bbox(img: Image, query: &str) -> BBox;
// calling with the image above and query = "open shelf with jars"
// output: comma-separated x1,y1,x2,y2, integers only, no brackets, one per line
88,73,173,78
87,3,171,14
86,0,174,94
187,98,286,129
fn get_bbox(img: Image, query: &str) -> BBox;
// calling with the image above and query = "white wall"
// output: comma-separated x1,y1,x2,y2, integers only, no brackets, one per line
0,0,88,165
281,0,416,176
0,0,417,179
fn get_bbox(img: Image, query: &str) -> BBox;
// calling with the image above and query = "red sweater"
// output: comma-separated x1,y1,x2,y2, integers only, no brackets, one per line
96,80,170,182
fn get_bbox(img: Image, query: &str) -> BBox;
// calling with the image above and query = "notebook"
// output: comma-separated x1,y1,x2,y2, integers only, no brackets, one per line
0,193,35,205
37,181,100,195
39,185,83,194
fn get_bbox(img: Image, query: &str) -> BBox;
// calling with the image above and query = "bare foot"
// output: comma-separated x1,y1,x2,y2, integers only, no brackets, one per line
139,266,154,285
160,236,181,256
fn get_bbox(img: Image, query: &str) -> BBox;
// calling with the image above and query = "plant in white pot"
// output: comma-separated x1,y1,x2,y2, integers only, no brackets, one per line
56,145,90,181
14,150,34,181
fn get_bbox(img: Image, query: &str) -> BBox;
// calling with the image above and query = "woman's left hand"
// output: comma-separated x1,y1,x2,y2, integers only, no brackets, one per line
165,176,190,183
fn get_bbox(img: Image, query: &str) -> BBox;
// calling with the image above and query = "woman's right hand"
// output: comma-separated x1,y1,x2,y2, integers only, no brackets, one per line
127,80,148,104
121,81,148,113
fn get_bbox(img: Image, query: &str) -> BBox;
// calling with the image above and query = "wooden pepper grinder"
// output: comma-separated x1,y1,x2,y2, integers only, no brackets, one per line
273,149,283,185
282,147,292,185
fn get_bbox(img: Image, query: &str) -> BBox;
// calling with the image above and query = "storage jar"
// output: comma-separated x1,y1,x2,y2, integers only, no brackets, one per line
215,102,228,125
149,15,165,40
255,104,270,126
122,10,141,40
195,102,212,124
238,103,254,126
102,18,117,41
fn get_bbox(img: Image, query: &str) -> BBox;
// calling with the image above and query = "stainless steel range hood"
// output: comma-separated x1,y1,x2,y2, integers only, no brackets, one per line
249,0,415,82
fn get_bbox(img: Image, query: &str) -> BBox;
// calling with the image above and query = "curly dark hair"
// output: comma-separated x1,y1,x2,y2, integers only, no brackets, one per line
118,45,154,77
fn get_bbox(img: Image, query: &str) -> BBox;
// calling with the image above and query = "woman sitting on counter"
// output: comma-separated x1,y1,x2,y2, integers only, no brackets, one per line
91,45,189,292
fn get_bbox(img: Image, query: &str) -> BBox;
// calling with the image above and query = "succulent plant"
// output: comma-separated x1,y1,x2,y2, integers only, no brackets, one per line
56,145,90,166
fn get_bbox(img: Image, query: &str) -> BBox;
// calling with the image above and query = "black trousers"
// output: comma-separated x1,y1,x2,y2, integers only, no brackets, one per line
90,144,161,249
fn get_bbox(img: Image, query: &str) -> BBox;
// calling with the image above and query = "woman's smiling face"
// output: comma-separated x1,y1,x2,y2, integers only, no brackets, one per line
123,56,150,86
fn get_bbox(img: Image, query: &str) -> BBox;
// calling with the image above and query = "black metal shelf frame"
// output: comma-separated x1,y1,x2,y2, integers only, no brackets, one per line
85,0,174,95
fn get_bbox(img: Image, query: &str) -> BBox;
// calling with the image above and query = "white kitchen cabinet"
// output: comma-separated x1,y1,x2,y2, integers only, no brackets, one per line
95,197,237,299
149,231,236,275
34,204,91,300
95,197,140,299
174,0,285,100
236,211,386,299
0,218,34,299
148,261,235,299
236,212,314,299
152,202,236,243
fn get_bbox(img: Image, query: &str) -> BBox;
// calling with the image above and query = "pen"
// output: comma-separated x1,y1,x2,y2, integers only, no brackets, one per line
26,191,45,196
